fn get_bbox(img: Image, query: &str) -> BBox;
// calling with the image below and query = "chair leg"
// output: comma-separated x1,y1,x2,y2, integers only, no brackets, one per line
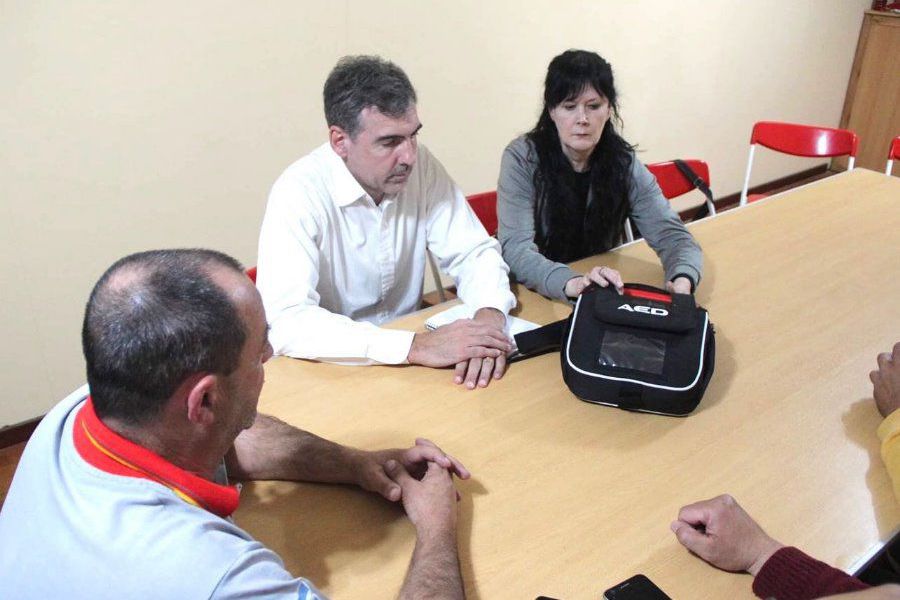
888,159,894,176
427,251,447,303
848,156,855,170
739,145,755,207
624,218,635,243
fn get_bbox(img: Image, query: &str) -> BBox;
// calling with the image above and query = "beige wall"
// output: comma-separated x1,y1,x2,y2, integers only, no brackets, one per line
1,1,869,426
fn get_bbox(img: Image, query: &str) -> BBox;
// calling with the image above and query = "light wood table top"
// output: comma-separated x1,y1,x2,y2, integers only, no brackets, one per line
237,168,900,599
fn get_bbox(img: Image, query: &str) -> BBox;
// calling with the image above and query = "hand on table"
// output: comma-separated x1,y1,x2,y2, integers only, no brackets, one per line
564,265,624,298
666,276,693,295
670,494,784,576
871,342,900,418
351,438,470,502
453,307,509,390
408,309,512,373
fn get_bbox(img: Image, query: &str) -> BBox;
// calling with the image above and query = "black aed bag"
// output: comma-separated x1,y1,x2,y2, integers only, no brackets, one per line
514,283,715,416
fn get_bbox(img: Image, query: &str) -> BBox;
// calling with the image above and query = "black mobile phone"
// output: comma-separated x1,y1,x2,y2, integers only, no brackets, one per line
603,574,671,600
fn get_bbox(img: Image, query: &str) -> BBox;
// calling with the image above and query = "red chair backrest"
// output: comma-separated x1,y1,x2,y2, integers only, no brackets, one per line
889,136,900,161
467,191,498,236
750,121,858,159
646,160,710,200
246,267,257,283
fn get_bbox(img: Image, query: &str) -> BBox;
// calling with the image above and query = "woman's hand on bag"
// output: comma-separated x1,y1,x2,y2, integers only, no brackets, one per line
666,277,693,295
565,266,624,298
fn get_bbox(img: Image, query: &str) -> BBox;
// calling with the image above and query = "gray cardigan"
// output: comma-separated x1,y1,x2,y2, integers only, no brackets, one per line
497,135,703,301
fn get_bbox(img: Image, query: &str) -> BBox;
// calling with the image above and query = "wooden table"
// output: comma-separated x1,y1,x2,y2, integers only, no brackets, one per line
237,168,900,599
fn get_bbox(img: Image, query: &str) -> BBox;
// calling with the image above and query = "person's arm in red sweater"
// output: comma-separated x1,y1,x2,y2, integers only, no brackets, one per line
670,494,870,600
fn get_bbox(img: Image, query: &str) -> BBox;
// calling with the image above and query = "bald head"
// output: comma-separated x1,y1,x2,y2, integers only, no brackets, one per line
83,249,250,425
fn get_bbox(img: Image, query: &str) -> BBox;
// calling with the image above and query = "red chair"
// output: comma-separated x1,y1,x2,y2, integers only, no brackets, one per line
646,159,716,217
739,121,859,206
466,191,498,236
887,136,900,176
246,266,257,283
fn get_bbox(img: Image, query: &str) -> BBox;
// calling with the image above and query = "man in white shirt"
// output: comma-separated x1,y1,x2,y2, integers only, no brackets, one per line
258,55,516,389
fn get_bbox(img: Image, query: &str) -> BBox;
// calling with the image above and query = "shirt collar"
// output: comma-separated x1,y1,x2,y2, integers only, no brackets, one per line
323,143,369,208
73,397,240,518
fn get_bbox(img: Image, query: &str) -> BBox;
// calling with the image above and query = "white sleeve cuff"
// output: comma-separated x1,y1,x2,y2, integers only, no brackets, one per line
366,328,416,364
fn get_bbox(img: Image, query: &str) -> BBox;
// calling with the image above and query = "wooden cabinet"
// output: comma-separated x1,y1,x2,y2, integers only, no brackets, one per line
834,10,900,174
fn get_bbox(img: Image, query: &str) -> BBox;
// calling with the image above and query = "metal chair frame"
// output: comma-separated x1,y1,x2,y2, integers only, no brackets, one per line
886,136,900,176
626,159,716,241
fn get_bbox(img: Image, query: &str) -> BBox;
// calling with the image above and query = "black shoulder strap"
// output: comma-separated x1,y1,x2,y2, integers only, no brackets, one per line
509,318,567,362
673,159,714,220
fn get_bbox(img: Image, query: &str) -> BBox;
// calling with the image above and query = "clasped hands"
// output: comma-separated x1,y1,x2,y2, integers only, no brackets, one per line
407,307,512,389
351,438,469,535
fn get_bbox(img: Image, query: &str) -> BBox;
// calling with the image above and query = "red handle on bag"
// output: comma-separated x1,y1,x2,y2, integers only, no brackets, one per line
623,287,672,304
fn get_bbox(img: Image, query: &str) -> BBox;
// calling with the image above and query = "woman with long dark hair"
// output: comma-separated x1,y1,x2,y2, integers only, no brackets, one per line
497,50,702,300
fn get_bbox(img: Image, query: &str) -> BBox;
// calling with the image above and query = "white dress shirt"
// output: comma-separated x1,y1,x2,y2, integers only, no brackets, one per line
257,142,515,365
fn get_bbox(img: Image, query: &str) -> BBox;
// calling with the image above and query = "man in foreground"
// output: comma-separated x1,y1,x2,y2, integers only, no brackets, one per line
0,249,467,599
257,55,516,390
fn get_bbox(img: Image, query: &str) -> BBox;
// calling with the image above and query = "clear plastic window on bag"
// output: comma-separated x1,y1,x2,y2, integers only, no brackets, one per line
598,331,666,375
